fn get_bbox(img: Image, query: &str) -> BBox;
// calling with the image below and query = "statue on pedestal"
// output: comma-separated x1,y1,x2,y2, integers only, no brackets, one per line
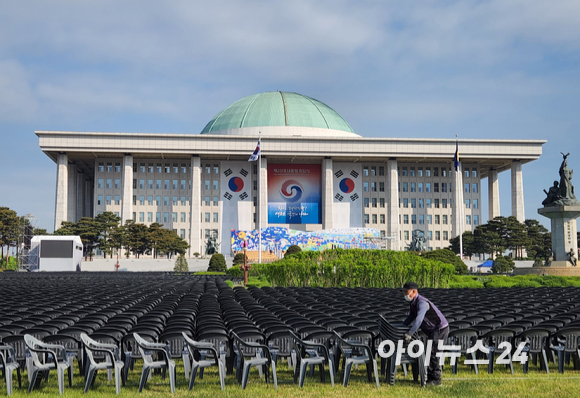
568,248,577,266
542,153,580,207
205,232,220,256
408,230,427,252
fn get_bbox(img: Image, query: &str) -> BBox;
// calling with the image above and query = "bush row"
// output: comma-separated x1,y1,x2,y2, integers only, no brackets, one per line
449,274,580,288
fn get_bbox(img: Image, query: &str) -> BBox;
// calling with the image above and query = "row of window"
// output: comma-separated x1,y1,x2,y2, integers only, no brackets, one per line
397,166,478,178
129,211,221,224
364,213,480,226
402,230,451,241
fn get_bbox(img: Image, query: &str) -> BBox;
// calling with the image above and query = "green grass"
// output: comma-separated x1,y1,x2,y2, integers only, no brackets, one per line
4,357,580,398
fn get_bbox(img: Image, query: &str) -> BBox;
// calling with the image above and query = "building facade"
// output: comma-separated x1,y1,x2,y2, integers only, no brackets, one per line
38,91,545,256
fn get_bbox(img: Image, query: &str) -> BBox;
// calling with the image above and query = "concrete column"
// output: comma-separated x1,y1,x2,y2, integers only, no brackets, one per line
452,164,465,239
86,178,93,218
67,163,77,223
511,161,525,222
386,158,399,251
54,153,68,231
76,171,85,221
121,155,133,224
322,158,334,230
189,156,201,257
259,157,269,229
488,168,500,220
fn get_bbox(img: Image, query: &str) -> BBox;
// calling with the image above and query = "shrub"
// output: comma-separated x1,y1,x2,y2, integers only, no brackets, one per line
225,280,234,288
173,254,189,272
226,266,244,278
421,249,468,275
284,245,302,258
492,256,515,274
207,253,227,272
449,275,485,288
193,271,226,275
233,253,247,265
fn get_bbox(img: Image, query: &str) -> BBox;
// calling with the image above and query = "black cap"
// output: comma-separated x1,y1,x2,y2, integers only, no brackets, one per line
401,282,419,291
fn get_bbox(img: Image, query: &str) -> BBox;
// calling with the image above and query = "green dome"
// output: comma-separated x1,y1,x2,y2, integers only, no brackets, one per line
201,91,356,135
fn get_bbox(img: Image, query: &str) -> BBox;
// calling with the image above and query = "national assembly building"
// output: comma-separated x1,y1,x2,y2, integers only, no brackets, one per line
37,91,545,256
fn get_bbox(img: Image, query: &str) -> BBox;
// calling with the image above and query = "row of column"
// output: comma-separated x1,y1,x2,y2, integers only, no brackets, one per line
54,153,93,231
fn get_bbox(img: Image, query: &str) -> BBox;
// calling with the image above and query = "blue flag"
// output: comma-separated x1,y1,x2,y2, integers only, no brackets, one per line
453,140,459,171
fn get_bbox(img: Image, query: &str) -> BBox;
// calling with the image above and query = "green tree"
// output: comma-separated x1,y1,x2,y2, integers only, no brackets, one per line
233,252,247,265
505,216,531,259
422,248,468,275
492,255,515,274
95,212,121,258
75,217,100,259
525,219,550,260
208,253,227,272
125,221,150,258
0,207,19,270
448,231,476,259
284,245,302,258
174,254,189,272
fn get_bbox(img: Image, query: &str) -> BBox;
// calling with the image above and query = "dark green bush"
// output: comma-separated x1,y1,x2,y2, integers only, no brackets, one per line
492,256,515,274
421,249,468,275
226,266,244,278
284,245,302,258
233,253,247,265
207,253,227,272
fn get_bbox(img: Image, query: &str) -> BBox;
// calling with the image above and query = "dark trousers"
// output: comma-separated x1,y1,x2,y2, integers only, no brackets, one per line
428,326,449,381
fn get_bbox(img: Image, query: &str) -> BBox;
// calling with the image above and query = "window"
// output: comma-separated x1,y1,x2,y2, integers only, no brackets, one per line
213,196,218,206
364,214,370,224
205,180,210,190
364,182,369,192
410,167,415,177
180,212,186,222
472,168,478,178
371,166,376,176
402,167,408,176
443,215,448,224
434,199,440,208
156,196,161,205
380,198,385,208
403,198,409,208
434,183,439,193
464,169,470,178
173,164,178,174
465,199,470,209
427,215,432,224
426,199,432,208
139,195,145,205
418,183,423,192
403,215,409,224
442,168,447,177
165,163,171,173
411,215,416,224
98,162,104,172
379,166,385,176
380,214,385,224
473,183,478,193
107,162,113,172
205,229,210,238
138,179,144,189
466,215,472,225
133,179,137,189
411,198,416,208
435,231,441,240
139,163,145,173
426,167,431,177
204,196,210,206
205,213,210,222
171,180,177,190
181,164,187,174
157,163,162,173
419,198,424,208
106,179,112,189
205,165,211,174
139,212,144,222
372,198,377,208
156,212,161,222
133,195,136,205
253,180,257,191
164,212,169,222
364,198,370,208
371,182,376,192
98,178,103,189
435,215,440,224
433,167,438,177
411,183,416,192
147,212,153,222
155,180,161,189
402,182,408,192
172,212,177,222
426,183,431,193
372,214,377,224
363,166,369,176
145,195,151,205
442,199,447,208
179,180,185,190
474,215,479,225
473,199,479,209
418,167,423,177
442,183,447,193
213,181,219,190
449,183,453,192
164,196,169,206
172,196,178,206
214,165,219,174
180,229,186,239
97,195,103,205
404,230,409,240
465,183,470,193
115,179,121,189
181,196,186,206
419,215,424,224
427,231,432,240
379,182,384,192
148,163,154,173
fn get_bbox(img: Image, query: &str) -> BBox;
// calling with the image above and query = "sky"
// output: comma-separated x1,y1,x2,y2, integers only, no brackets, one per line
1,0,579,232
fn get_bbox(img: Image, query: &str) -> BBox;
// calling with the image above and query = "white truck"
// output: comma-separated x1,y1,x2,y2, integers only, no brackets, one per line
29,236,83,272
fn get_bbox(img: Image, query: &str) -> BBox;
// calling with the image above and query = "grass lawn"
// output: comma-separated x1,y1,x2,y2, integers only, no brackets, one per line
3,357,580,398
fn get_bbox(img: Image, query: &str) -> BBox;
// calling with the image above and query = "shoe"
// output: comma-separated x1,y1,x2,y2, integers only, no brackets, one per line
426,379,441,386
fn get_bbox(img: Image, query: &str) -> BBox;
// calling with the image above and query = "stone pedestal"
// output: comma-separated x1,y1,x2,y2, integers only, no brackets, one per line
538,205,580,265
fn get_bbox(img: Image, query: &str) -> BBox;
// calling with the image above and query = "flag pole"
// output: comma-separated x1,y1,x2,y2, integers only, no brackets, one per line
258,132,262,264
456,135,463,260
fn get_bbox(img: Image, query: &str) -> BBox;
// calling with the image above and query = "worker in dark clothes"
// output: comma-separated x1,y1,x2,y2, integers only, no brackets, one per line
401,281,449,386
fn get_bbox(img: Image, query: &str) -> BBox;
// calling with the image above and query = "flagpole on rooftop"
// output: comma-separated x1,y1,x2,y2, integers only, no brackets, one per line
258,132,262,264
455,135,464,260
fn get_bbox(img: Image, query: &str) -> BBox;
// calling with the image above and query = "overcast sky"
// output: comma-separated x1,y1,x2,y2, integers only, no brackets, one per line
1,0,579,231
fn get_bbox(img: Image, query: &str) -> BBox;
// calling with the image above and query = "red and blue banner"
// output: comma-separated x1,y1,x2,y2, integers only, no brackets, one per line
268,164,321,224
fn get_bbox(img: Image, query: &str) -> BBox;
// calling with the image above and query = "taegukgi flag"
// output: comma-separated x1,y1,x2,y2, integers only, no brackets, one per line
248,139,260,162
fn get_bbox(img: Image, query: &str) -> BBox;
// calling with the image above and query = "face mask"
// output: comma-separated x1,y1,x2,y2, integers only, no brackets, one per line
404,293,413,302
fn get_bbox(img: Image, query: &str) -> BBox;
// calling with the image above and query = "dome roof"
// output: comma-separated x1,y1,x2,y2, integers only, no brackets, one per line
200,91,358,137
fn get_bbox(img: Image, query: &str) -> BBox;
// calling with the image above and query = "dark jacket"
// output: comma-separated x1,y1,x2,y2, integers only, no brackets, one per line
403,293,448,336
